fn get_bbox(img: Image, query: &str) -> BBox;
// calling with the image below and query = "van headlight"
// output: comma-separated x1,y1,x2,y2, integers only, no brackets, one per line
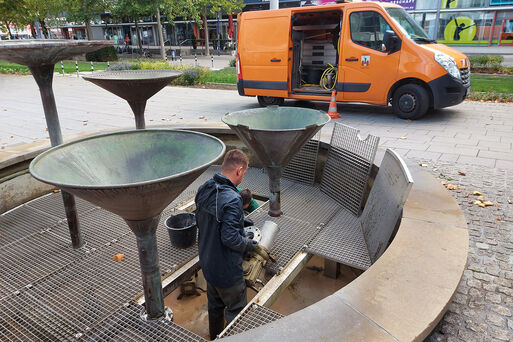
434,52,461,79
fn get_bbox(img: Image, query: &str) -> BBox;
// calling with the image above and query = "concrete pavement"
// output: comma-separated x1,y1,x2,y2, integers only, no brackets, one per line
0,73,512,169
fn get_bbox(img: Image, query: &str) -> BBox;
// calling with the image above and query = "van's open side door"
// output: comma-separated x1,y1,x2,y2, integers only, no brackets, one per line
239,11,291,98
339,9,400,103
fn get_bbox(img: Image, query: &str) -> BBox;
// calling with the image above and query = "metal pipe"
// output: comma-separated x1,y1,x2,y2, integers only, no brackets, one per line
128,100,147,129
259,221,279,250
267,166,283,217
28,64,83,248
270,0,279,10
125,214,165,319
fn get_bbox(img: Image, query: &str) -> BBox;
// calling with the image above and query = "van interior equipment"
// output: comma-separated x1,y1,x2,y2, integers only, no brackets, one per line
291,10,342,95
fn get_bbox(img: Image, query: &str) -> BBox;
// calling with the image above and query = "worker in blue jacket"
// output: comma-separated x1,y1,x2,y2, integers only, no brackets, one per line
195,149,269,340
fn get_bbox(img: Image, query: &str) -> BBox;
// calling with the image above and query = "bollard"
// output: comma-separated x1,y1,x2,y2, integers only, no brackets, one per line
180,56,183,64
211,55,214,68
107,61,110,69
75,60,79,77
90,61,94,73
60,61,64,76
194,54,197,66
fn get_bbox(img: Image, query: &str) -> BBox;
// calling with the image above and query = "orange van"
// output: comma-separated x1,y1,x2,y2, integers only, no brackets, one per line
236,2,471,120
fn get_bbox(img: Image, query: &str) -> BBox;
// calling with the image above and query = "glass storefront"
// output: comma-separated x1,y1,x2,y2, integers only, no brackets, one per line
437,11,495,45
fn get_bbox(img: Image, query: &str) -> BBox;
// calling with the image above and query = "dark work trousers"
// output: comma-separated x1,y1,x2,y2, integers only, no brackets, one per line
207,278,247,340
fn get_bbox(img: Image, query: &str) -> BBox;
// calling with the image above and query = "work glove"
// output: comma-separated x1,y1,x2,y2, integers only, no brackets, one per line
246,239,258,252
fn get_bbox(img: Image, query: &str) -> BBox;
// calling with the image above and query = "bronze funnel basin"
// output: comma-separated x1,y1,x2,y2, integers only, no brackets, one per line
222,106,330,217
30,129,225,319
83,70,182,129
0,39,113,249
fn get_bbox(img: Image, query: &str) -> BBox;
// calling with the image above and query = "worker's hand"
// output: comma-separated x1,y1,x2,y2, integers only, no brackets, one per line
253,244,276,263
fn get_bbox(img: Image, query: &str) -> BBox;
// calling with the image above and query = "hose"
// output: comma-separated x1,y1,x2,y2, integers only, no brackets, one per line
320,63,337,90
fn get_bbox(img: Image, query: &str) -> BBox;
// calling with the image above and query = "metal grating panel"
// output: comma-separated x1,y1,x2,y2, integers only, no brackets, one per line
84,302,206,342
307,209,371,270
240,167,295,198
48,208,129,251
223,303,284,337
0,230,84,299
272,183,340,227
0,205,60,248
248,207,320,274
0,291,83,341
283,132,321,185
26,192,98,219
320,123,379,216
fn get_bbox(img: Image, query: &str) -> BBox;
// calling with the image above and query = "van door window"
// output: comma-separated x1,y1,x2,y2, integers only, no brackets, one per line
350,11,393,51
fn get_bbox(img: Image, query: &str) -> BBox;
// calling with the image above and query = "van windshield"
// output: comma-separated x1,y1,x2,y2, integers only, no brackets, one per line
386,8,436,44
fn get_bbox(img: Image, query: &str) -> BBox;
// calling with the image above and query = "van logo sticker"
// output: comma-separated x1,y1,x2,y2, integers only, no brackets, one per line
461,58,469,68
361,56,370,67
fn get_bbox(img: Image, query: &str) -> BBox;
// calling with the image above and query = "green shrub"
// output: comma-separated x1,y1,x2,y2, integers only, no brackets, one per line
86,46,118,62
229,58,236,67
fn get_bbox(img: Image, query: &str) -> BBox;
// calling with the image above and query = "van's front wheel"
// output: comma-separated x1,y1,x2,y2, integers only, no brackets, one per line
257,96,284,107
392,84,429,120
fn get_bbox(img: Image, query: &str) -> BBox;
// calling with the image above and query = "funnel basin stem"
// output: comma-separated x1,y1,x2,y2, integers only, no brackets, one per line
29,64,83,247
126,215,165,319
61,191,83,248
128,100,147,129
267,167,283,217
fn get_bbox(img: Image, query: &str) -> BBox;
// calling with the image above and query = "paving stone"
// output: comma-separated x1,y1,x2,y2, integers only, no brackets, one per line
491,305,511,317
476,242,490,250
467,279,482,288
490,327,512,341
487,314,506,327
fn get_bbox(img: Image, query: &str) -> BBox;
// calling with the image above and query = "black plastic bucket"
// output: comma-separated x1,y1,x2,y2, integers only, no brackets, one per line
165,213,197,249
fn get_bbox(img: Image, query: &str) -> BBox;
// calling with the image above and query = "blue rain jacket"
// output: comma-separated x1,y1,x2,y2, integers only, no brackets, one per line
195,173,252,288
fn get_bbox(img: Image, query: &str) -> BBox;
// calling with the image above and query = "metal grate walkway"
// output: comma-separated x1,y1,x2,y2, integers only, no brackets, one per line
222,304,283,337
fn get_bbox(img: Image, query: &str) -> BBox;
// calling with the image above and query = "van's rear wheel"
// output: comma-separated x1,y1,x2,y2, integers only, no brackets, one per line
392,84,429,120
257,96,284,107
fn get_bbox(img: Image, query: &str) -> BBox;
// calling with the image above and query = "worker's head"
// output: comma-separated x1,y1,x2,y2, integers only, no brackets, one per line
240,189,253,209
221,149,249,186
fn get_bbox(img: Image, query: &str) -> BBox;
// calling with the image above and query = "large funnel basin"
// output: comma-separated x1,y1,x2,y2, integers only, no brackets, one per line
83,70,182,129
29,129,225,221
223,106,330,216
29,129,225,320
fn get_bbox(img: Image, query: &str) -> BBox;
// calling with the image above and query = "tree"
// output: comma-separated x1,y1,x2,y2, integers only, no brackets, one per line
65,0,112,40
23,0,66,38
0,0,30,39
191,0,243,56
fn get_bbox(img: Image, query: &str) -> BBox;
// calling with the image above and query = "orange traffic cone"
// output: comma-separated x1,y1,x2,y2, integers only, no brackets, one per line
327,91,341,119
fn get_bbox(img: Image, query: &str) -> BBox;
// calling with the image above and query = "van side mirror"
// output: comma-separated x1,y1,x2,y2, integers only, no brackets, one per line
382,30,399,53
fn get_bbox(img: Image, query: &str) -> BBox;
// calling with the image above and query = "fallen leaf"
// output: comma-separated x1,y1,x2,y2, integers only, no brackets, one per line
508,200,513,204
407,119,413,122
45,128,48,132
447,184,458,190
464,193,470,198
52,189,60,193
83,123,87,126
473,191,482,196
0,146,4,150
441,181,448,186
113,253,125,262
419,163,428,167
458,171,466,176
2,109,6,111
161,118,166,121
496,203,502,207
149,119,153,122
468,200,474,204
483,201,494,207
478,195,485,202
9,136,13,139
496,217,502,221
476,202,486,208
199,115,205,119
399,136,407,140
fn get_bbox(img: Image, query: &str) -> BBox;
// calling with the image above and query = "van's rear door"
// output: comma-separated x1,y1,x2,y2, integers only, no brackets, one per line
238,11,290,98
